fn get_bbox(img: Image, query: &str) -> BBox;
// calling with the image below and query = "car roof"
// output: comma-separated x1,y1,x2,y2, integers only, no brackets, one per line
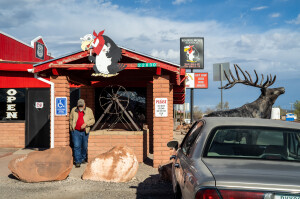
201,117,300,130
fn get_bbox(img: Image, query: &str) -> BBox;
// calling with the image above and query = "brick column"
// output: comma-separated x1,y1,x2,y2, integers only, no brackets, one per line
80,86,95,113
153,75,174,168
50,76,70,147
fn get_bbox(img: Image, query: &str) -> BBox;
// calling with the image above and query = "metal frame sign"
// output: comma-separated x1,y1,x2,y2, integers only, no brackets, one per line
186,73,208,89
55,97,67,116
180,37,204,69
155,98,168,117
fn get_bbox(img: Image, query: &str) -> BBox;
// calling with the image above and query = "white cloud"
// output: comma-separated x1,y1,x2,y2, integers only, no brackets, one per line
270,13,281,18
251,6,268,11
172,0,192,5
286,14,300,25
1,0,300,81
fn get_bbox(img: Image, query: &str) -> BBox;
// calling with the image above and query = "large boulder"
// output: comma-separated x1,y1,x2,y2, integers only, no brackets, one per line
82,146,138,182
8,147,73,182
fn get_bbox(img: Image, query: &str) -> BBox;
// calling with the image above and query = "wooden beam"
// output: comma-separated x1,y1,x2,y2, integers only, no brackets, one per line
67,74,91,86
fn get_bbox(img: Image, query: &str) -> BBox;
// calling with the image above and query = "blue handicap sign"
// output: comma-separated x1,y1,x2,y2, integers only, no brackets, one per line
55,97,67,115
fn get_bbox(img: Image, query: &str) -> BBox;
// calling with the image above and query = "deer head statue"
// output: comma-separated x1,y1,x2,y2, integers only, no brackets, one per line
206,64,285,119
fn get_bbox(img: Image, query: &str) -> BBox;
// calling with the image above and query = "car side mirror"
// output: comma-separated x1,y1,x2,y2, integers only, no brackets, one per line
297,147,300,157
167,141,178,150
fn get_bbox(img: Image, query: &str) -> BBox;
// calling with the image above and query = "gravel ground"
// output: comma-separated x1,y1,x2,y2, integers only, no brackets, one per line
0,131,185,199
0,163,173,199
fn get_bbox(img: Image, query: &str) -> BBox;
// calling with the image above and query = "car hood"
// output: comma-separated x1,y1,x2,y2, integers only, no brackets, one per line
202,158,300,192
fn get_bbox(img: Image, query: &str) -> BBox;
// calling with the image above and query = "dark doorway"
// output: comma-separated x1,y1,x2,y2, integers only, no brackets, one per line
25,88,50,148
70,88,80,110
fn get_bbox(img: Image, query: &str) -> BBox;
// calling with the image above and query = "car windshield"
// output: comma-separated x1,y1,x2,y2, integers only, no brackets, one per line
205,126,300,162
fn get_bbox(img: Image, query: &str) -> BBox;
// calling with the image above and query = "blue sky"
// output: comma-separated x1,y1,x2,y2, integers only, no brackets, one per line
1,0,299,111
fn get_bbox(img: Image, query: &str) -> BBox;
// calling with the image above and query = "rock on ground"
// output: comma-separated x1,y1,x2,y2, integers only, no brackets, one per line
82,146,138,182
8,147,73,183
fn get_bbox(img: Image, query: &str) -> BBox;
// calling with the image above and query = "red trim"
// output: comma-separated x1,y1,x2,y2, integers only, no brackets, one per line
0,63,33,71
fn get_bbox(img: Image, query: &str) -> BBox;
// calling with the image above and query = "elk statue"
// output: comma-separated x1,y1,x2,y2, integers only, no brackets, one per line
206,64,285,119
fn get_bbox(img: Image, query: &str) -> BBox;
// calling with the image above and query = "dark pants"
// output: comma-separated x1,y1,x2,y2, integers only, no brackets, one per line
71,130,89,164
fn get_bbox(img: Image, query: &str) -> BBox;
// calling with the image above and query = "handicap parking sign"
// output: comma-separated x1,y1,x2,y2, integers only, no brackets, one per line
55,97,67,116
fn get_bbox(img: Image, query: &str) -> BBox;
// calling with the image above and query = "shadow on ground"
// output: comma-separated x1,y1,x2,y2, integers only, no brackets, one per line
133,174,173,199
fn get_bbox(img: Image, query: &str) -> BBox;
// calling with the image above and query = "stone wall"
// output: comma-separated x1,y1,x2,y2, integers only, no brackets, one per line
88,130,148,163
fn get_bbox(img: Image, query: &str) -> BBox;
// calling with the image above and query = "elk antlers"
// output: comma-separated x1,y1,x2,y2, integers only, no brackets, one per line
220,64,276,89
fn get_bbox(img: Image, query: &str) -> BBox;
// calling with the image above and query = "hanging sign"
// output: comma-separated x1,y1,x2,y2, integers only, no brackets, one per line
155,98,168,117
35,42,45,60
180,37,204,69
186,73,208,89
55,97,67,116
80,30,127,77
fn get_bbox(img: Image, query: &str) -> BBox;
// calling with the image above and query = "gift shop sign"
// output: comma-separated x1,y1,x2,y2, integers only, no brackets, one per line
155,98,168,117
186,73,208,89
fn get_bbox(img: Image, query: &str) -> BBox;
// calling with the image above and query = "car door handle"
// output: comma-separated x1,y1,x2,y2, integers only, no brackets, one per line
174,163,180,168
170,155,176,160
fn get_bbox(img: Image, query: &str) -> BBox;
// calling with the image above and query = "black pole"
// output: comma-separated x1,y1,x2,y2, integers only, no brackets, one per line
190,69,194,123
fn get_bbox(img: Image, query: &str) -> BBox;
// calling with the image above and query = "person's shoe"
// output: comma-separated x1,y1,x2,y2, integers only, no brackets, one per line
82,160,87,164
75,163,81,168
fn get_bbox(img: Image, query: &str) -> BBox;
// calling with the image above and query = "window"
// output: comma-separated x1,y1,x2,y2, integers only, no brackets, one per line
181,121,204,156
205,126,300,162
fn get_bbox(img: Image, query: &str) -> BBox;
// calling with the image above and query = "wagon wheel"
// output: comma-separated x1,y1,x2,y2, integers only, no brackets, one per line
99,85,130,114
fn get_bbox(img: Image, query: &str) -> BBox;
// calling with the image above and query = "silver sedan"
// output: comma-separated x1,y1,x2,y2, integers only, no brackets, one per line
168,117,300,199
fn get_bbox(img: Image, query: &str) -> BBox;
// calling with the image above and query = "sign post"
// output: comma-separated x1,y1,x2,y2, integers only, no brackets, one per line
180,37,204,123
213,62,230,110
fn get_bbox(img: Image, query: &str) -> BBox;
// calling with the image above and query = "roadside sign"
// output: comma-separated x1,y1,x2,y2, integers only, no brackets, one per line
155,98,168,117
286,113,295,121
213,62,230,81
186,73,208,89
55,97,67,116
180,37,204,69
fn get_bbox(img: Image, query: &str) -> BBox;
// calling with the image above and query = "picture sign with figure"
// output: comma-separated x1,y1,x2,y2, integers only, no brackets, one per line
55,97,67,116
80,30,127,77
180,37,204,69
155,98,168,117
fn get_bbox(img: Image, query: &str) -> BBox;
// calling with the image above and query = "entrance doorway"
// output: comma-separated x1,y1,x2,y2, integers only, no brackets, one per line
25,88,50,148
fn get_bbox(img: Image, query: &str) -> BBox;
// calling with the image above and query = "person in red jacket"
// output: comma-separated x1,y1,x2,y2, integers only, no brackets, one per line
70,99,95,168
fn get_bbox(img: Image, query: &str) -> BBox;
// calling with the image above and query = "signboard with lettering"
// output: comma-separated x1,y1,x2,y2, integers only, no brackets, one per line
155,98,168,117
180,37,204,69
186,73,208,89
55,97,67,116
0,89,25,120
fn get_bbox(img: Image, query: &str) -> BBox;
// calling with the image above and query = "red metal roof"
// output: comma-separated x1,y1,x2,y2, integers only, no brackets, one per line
33,47,186,104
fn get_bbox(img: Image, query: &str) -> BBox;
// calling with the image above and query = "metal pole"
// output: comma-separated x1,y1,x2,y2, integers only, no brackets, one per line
191,69,194,123
220,64,223,110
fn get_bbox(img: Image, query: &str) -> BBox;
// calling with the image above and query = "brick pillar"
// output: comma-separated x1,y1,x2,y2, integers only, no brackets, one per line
50,76,70,147
153,75,173,168
147,82,154,154
80,86,95,113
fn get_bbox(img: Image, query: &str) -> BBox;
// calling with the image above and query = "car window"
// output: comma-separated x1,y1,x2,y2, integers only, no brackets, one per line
181,121,204,156
205,126,300,162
